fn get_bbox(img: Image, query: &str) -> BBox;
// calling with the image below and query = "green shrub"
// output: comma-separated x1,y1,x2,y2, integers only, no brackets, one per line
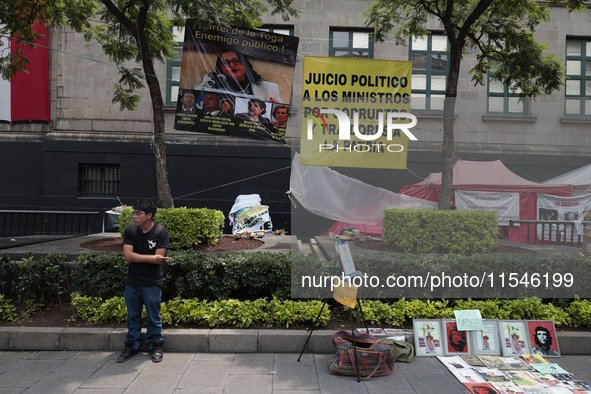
70,294,330,328
72,252,128,299
0,253,9,294
567,298,591,328
11,253,68,306
0,294,19,322
454,298,505,319
501,298,570,326
73,251,293,302
383,209,498,254
118,206,224,249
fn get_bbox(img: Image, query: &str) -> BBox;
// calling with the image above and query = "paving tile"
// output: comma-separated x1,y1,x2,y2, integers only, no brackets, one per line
273,361,319,390
362,370,413,391
121,373,182,394
0,360,62,387
54,352,114,373
72,390,125,394
176,362,231,390
140,353,193,374
172,389,223,393
317,374,371,394
405,373,462,394
29,351,79,360
313,354,332,376
0,351,35,374
21,371,93,394
0,389,26,394
78,356,149,389
367,391,416,394
230,353,273,375
274,353,313,363
192,353,234,362
223,374,272,394
272,391,320,394
394,357,443,375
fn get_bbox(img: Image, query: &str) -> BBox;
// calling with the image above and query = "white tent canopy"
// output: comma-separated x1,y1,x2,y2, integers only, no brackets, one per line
543,163,591,195
289,153,436,225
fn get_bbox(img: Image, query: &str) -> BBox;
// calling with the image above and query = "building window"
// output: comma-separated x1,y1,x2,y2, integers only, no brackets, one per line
329,29,373,58
166,26,185,106
79,164,120,197
409,34,448,111
565,38,591,117
258,26,294,36
487,76,528,115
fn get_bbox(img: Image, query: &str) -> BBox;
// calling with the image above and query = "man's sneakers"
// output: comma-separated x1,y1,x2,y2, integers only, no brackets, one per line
117,341,138,363
151,340,164,363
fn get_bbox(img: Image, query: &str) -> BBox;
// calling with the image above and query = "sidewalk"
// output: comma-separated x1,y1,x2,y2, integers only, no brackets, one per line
1,350,590,394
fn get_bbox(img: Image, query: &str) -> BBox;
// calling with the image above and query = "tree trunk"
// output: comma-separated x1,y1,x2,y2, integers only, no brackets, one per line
438,49,461,210
136,15,174,208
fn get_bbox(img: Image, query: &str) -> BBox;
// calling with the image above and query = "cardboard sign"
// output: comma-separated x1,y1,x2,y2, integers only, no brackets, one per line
333,278,357,308
454,310,484,331
335,242,357,276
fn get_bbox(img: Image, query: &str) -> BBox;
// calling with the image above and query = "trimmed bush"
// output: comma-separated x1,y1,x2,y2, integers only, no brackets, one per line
72,252,128,299
73,251,294,301
118,206,224,249
383,209,498,254
10,253,69,306
72,294,330,328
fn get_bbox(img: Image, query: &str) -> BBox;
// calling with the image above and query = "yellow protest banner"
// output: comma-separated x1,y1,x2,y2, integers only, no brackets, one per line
300,56,413,169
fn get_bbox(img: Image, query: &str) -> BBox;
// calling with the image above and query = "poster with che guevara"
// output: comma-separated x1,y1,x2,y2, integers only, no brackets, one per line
174,20,299,143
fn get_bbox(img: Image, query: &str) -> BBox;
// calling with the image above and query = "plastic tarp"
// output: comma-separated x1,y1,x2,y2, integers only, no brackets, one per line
228,194,273,235
543,163,591,195
400,159,572,193
289,153,437,228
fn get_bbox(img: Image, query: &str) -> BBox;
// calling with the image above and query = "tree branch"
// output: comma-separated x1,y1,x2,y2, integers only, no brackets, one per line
100,0,136,35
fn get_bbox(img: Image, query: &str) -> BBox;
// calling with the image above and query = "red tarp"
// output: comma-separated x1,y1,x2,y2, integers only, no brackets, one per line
398,160,571,243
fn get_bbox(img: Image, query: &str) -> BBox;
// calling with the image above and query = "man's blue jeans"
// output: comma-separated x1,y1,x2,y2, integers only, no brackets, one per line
124,285,162,350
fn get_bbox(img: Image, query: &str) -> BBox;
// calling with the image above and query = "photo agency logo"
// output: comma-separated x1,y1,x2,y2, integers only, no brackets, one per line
304,107,418,153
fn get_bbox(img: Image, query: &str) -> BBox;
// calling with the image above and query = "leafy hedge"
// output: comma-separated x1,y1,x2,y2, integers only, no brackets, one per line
71,293,329,328
351,297,573,327
73,251,291,301
291,252,591,299
69,293,591,328
383,209,498,254
118,206,225,249
71,250,591,301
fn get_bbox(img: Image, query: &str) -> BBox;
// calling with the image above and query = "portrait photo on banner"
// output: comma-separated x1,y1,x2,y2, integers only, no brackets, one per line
173,20,299,143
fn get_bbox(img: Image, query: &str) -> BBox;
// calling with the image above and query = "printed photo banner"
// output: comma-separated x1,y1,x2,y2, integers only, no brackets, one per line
300,56,413,169
455,191,520,226
174,20,300,143
536,193,591,241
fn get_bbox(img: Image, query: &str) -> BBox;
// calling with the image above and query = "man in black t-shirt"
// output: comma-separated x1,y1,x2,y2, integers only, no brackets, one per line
117,200,169,363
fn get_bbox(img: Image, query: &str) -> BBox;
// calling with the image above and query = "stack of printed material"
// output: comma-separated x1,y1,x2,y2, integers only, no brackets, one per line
437,354,591,393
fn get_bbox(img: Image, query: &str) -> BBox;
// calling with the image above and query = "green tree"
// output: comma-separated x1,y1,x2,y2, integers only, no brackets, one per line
366,0,585,209
0,0,296,208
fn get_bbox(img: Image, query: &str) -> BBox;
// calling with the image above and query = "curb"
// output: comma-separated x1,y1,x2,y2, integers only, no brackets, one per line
0,327,589,355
